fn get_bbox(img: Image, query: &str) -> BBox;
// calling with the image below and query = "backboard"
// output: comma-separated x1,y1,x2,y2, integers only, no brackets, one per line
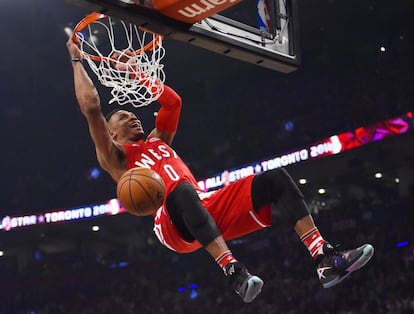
66,0,300,73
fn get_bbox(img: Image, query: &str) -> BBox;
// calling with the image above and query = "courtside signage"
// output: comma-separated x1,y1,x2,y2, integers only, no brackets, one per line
1,112,412,231
1,199,126,231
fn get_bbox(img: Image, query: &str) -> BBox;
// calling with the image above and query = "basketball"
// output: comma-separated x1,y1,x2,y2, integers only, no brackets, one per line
117,167,165,216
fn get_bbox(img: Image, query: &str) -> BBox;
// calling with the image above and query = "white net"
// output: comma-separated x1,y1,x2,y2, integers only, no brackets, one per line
75,14,166,107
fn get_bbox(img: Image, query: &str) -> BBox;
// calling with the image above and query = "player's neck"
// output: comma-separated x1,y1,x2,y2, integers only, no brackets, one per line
117,134,142,144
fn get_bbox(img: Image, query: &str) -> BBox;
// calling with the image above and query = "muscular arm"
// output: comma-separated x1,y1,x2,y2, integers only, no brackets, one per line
148,85,182,145
68,40,125,178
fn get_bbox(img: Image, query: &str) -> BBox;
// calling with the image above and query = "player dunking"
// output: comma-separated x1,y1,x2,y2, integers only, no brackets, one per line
67,38,374,303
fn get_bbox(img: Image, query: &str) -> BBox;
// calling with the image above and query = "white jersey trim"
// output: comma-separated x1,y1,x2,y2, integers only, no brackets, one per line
248,210,269,228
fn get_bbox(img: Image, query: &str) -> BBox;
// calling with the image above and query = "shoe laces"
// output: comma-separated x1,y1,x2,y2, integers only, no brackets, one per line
316,243,342,266
318,243,349,271
323,243,341,255
225,262,250,291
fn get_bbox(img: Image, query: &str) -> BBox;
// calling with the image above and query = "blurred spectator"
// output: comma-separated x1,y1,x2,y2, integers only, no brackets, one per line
0,182,413,314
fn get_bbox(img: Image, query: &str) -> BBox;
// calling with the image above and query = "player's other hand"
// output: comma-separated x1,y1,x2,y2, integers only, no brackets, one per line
110,51,139,73
66,36,82,60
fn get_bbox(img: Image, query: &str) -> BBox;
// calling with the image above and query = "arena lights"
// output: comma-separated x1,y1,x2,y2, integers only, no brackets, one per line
177,284,199,300
396,241,409,248
299,179,307,185
1,112,413,232
109,261,129,269
89,167,101,180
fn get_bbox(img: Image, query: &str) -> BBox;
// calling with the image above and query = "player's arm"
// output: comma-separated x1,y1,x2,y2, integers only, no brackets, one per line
67,38,125,174
147,85,182,145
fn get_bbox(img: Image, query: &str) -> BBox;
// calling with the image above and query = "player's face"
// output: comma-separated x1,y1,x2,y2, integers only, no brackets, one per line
109,110,144,142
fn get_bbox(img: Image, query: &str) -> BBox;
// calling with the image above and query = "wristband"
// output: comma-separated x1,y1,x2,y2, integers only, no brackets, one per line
71,57,82,63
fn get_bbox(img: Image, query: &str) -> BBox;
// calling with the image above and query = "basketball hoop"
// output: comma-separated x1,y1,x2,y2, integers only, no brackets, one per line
72,12,166,107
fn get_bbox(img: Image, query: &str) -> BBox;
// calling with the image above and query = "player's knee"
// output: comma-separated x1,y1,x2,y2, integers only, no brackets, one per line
170,183,205,221
253,168,309,226
254,168,304,199
168,183,220,246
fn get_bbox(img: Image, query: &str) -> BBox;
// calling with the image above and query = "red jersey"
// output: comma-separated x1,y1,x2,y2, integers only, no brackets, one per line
124,137,272,253
124,136,201,196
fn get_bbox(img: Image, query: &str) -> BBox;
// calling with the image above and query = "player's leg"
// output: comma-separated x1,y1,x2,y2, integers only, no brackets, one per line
166,182,263,302
251,168,374,288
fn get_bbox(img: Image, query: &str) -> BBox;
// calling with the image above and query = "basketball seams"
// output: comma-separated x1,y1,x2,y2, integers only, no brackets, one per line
117,167,165,216
130,169,166,194
128,177,158,214
135,174,166,192
117,178,133,213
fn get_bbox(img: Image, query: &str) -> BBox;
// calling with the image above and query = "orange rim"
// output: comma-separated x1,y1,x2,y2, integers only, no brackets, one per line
72,12,163,62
